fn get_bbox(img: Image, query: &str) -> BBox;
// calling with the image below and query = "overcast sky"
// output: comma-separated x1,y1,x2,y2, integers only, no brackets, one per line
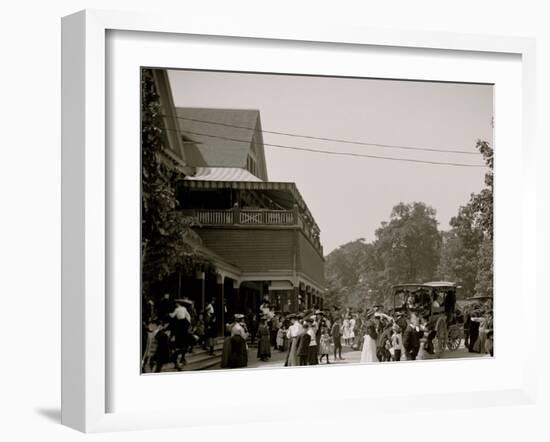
168,70,493,254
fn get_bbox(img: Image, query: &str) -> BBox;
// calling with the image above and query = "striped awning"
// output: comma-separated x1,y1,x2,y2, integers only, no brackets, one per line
185,167,262,182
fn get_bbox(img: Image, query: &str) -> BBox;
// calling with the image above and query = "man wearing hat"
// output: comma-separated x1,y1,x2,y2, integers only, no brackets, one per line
314,311,324,355
169,299,192,369
306,317,319,365
391,324,403,361
395,311,408,338
373,314,390,362
331,317,344,361
204,298,218,356
403,313,422,360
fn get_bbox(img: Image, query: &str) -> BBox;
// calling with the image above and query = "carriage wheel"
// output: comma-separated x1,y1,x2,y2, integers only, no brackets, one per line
446,325,462,351
433,317,447,357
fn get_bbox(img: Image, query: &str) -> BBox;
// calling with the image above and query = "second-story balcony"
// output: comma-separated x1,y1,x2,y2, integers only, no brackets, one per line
182,207,323,255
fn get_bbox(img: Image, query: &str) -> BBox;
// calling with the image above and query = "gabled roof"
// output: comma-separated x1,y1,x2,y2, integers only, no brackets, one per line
176,107,260,168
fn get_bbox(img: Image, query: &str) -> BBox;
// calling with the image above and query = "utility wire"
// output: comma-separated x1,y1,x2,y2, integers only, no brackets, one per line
159,126,487,168
162,114,481,156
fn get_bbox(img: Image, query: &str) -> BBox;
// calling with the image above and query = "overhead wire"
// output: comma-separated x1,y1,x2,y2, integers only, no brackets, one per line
158,126,488,168
161,114,481,156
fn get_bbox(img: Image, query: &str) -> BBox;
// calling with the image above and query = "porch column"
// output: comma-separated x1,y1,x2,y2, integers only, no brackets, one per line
216,273,225,335
233,280,241,315
195,271,206,313
292,285,299,313
304,284,311,311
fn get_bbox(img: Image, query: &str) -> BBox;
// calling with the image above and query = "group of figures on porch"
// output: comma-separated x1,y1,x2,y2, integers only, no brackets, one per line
141,290,493,373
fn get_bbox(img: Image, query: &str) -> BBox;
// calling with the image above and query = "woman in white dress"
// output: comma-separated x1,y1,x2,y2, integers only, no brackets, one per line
348,316,356,346
284,315,303,366
342,317,352,346
360,320,379,363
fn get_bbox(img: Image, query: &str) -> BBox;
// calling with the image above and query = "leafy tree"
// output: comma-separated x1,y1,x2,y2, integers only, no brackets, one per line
141,69,213,298
475,236,493,295
470,141,493,239
325,202,442,310
325,142,493,309
437,140,493,297
373,202,441,291
437,205,482,296
471,140,494,294
324,239,369,309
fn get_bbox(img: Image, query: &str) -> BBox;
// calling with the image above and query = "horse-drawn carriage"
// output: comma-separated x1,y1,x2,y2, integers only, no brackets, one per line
390,281,464,356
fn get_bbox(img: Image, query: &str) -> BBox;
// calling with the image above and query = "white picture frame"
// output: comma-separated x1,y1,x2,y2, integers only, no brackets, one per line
61,9,537,433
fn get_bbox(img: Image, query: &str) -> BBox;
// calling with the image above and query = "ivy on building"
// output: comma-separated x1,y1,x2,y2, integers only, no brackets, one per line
141,68,214,298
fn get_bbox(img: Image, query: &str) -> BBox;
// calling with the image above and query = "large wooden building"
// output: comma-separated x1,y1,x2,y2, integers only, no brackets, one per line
176,108,326,328
148,71,325,331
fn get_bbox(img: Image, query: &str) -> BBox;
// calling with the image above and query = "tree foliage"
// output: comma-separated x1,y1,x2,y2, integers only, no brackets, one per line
325,140,493,309
324,239,370,309
374,202,441,288
141,69,213,297
325,202,441,310
437,140,493,297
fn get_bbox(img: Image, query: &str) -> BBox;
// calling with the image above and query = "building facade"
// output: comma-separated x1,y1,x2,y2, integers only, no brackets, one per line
146,69,326,332
176,108,326,329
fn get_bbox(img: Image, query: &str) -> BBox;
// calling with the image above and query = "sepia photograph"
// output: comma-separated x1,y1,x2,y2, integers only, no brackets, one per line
140,67,494,374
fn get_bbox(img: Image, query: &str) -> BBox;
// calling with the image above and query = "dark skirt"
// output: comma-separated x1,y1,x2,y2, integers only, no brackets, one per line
468,322,480,352
308,346,319,365
173,319,191,349
220,337,232,368
228,335,248,368
257,335,271,359
205,321,217,339
270,329,278,348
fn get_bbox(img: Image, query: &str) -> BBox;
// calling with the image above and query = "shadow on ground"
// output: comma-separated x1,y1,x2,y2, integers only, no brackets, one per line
35,408,61,423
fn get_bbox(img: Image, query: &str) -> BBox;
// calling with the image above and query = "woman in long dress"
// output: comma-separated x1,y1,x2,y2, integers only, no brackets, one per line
284,315,302,366
348,316,356,346
256,317,271,361
472,315,488,354
342,317,352,346
360,320,379,363
318,326,331,364
227,314,249,368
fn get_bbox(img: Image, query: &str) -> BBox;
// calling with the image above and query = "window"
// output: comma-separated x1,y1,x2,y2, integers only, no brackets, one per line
247,154,257,176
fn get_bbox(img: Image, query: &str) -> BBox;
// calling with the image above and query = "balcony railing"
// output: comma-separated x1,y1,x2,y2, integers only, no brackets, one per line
190,208,323,254
195,209,297,226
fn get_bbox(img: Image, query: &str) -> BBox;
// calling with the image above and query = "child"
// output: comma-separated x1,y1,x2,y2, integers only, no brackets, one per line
417,337,427,360
142,319,171,373
318,326,331,364
194,314,206,349
391,324,403,361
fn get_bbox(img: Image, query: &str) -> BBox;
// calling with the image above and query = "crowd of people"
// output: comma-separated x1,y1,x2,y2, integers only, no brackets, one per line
463,302,494,356
141,292,494,373
141,294,218,373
